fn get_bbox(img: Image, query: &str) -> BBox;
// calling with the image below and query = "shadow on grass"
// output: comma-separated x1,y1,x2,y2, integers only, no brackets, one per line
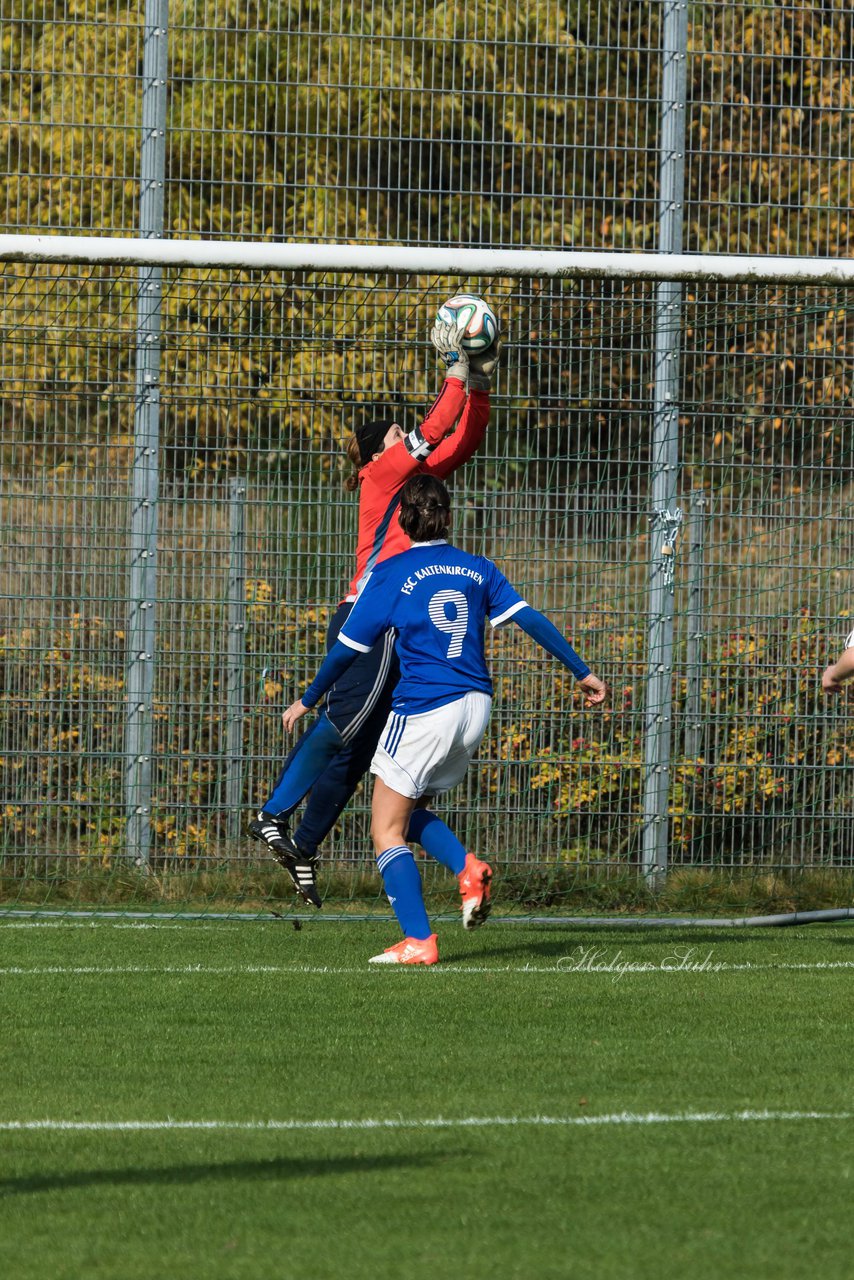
0,1150,450,1198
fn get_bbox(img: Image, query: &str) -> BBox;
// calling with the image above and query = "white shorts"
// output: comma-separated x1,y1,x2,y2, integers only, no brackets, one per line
370,691,492,800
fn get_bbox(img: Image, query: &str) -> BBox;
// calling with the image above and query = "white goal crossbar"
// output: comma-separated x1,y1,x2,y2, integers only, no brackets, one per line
1,233,854,287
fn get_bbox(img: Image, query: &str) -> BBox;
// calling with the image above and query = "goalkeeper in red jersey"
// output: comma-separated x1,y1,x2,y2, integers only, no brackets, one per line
249,311,500,907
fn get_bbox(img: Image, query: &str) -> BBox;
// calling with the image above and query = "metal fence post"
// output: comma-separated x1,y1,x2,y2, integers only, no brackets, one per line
225,479,247,840
684,488,707,762
641,0,689,883
124,0,168,865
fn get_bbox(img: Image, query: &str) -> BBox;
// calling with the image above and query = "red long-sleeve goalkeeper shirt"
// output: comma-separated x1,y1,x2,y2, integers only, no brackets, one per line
343,379,489,602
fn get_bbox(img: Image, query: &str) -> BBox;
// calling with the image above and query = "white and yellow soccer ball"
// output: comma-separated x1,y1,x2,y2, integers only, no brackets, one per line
435,294,499,353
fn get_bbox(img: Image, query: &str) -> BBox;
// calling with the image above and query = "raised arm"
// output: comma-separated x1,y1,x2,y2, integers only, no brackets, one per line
367,314,499,491
366,376,468,496
423,388,490,479
424,327,501,478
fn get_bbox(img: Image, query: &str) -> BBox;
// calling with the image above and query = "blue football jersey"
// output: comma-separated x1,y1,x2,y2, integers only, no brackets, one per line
337,540,527,713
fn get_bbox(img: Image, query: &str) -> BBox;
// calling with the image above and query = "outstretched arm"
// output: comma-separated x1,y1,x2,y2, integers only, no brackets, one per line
821,644,854,694
281,640,360,731
513,605,608,706
282,580,391,729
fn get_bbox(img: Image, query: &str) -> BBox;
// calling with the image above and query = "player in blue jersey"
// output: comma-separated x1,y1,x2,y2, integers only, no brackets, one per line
282,474,608,965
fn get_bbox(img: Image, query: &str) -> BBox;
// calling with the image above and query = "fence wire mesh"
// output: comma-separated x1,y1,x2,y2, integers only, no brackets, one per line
2,266,854,898
1,0,853,909
2,2,850,251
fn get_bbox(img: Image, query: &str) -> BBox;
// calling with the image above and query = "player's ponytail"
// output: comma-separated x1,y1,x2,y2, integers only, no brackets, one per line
343,434,362,491
399,474,451,541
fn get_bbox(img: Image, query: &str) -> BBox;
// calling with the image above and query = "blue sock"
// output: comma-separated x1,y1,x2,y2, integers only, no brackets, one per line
377,846,432,940
407,809,467,875
263,713,344,819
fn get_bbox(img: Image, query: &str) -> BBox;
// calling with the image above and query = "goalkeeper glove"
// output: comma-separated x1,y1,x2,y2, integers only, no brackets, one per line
430,313,471,385
467,338,502,393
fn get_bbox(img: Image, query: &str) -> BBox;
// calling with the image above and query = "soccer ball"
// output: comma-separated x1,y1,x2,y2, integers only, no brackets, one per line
435,294,499,353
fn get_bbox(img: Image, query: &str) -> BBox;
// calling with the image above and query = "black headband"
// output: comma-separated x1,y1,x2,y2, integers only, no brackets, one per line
355,417,396,465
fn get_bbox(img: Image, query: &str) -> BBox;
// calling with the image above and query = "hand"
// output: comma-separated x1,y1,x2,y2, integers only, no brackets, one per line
821,665,844,694
578,673,608,707
467,337,502,393
430,313,470,383
282,699,310,732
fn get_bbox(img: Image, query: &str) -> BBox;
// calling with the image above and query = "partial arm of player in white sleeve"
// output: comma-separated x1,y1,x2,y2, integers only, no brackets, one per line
821,630,854,693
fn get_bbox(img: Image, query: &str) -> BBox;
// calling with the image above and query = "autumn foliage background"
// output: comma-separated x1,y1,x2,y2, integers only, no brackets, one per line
2,1,854,897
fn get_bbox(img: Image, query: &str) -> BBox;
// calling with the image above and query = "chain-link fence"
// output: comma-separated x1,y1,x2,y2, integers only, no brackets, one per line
1,1,853,901
3,1,850,253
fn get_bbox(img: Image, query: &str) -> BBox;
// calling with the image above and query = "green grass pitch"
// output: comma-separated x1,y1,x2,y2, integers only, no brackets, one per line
1,916,853,1279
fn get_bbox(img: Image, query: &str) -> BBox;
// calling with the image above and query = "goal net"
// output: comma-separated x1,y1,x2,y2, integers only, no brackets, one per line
2,239,854,919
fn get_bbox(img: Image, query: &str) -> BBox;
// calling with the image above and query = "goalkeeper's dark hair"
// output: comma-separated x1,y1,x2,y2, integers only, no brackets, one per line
343,413,397,491
398,475,452,542
343,435,362,492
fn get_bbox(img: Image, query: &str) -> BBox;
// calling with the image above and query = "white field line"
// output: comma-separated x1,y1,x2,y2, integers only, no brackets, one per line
1,1110,852,1134
2,960,854,977
1,921,850,931
0,922,241,930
